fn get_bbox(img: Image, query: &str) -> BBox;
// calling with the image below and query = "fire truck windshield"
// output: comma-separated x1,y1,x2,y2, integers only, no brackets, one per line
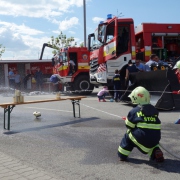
88,29,103,51
98,24,106,43
60,52,68,62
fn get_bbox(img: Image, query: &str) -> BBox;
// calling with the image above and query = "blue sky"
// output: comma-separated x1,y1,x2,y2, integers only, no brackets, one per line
0,0,180,60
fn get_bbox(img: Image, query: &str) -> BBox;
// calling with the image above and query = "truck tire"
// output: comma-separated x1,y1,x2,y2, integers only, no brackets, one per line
73,75,94,95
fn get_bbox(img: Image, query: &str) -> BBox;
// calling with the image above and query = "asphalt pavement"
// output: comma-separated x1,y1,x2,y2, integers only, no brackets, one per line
0,87,179,180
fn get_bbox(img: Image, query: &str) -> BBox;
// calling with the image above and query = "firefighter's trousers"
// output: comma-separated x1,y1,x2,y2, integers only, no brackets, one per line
118,133,160,160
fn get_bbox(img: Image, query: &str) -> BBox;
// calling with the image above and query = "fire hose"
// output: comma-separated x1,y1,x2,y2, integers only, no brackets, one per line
159,142,180,160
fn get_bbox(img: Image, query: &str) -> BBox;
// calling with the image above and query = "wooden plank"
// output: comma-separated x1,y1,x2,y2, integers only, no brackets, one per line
0,99,65,107
0,96,86,108
0,105,9,109
66,96,86,100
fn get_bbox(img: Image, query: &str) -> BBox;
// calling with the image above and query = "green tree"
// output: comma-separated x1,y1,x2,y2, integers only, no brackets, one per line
79,42,84,47
47,31,77,54
0,44,5,58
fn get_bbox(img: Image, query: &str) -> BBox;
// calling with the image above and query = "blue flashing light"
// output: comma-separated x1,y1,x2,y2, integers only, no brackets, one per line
99,21,104,24
107,14,113,19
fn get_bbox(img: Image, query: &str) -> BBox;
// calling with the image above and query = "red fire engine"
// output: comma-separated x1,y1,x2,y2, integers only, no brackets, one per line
39,43,94,95
88,14,136,86
135,23,180,62
88,14,180,86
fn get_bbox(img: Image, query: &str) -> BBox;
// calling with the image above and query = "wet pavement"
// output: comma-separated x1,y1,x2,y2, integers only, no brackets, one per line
0,87,180,180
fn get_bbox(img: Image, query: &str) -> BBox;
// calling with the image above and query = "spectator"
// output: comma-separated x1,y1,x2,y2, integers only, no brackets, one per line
144,64,151,71
34,67,43,91
112,69,121,102
135,59,146,72
155,55,169,66
97,86,109,102
119,65,128,90
145,54,157,69
170,54,179,66
14,71,21,90
8,68,15,89
125,60,138,86
23,71,31,90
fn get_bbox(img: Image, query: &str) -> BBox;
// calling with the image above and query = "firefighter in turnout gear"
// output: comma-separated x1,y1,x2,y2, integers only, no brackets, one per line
173,60,180,80
173,60,180,94
118,86,164,162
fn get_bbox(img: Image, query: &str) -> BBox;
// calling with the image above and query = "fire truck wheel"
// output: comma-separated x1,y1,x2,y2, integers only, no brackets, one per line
73,75,94,95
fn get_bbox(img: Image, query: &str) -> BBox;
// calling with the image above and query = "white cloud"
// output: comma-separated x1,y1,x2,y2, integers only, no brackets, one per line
0,21,43,36
0,0,84,20
0,21,48,60
0,28,28,51
0,0,89,60
59,17,79,31
92,17,105,24
52,30,61,34
1,31,52,60
69,31,76,34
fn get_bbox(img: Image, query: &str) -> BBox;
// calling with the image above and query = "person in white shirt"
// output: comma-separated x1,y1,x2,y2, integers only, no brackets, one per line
146,54,157,66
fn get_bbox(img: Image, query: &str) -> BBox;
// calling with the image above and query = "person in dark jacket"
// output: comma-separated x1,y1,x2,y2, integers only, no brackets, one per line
118,86,164,163
112,69,121,102
34,67,43,91
23,72,31,90
125,60,138,86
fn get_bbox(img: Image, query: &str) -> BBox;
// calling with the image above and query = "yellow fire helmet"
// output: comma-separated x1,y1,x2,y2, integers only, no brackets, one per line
128,86,150,105
173,60,180,69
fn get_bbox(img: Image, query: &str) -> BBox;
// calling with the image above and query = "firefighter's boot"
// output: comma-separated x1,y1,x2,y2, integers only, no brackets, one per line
150,148,164,163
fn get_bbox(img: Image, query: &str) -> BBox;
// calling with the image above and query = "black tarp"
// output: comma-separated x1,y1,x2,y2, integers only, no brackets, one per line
120,69,180,110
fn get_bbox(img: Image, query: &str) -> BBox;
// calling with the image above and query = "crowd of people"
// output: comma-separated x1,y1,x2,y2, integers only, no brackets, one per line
8,67,44,92
8,68,22,90
123,54,173,89
7,54,77,92
97,54,179,102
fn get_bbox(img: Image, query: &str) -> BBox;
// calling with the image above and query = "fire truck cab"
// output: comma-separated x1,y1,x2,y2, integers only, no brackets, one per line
88,14,136,86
